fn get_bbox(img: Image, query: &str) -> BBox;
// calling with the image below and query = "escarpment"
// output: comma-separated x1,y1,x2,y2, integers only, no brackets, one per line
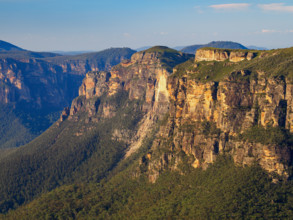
0,48,135,149
138,47,293,182
51,47,293,183
1,46,293,214
0,58,83,107
66,47,193,155
0,48,136,107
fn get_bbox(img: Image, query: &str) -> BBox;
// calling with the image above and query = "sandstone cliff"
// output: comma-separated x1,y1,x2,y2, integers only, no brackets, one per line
60,47,292,183
138,48,293,182
195,48,258,62
0,47,135,149
67,47,192,156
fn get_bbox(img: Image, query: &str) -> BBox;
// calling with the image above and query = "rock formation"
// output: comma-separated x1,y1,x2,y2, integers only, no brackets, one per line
137,48,292,182
69,47,192,156
59,47,292,183
195,48,257,62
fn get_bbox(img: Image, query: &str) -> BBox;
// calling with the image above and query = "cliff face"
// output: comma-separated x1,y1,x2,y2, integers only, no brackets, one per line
0,48,135,149
137,48,293,182
57,47,293,183
68,48,192,156
0,46,292,214
0,48,136,107
0,58,81,107
195,48,257,62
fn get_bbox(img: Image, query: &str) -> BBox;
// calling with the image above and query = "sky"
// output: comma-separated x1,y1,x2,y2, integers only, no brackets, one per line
0,0,293,51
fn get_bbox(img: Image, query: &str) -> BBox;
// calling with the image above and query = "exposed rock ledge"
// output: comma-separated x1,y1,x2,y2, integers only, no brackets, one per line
195,48,258,62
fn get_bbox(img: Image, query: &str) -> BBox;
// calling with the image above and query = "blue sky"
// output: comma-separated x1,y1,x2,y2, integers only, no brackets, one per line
0,0,293,51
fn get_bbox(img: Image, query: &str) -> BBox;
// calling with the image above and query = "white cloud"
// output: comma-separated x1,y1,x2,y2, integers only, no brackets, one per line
261,29,293,34
258,3,293,12
262,29,278,33
209,3,251,10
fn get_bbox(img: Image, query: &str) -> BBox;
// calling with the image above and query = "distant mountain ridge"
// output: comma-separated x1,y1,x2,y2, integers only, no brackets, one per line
0,40,25,52
247,45,268,50
180,41,248,54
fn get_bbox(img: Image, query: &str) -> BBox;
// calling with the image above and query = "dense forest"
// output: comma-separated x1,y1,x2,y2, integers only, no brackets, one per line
3,156,293,219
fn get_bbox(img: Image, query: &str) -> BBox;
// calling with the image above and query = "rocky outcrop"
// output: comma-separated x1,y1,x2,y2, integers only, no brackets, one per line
62,47,292,183
0,48,135,149
0,48,136,107
195,48,258,62
67,48,192,156
140,50,292,182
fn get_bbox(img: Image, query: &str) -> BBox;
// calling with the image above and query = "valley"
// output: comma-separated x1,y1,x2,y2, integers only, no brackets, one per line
0,44,292,218
0,41,135,149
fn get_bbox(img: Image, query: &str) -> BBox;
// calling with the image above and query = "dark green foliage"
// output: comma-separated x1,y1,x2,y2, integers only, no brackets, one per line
240,126,293,147
143,46,179,54
140,46,194,71
0,90,143,213
172,59,238,81
4,156,293,219
245,47,293,81
181,41,247,54
0,104,34,149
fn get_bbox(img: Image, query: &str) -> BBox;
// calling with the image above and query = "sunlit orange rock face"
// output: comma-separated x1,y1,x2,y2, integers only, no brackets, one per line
195,48,257,62
65,47,292,183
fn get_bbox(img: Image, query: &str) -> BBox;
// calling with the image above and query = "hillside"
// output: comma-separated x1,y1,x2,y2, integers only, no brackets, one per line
0,46,293,218
0,46,136,149
0,47,192,213
44,47,136,73
181,41,248,54
0,40,25,52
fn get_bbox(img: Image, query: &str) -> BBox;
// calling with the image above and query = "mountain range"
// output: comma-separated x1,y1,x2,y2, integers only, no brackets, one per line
0,41,136,149
0,41,292,219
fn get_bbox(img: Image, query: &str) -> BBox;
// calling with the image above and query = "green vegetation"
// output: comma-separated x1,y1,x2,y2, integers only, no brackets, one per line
3,156,293,219
172,59,239,82
0,47,135,149
0,104,34,149
142,46,179,54
0,72,84,149
140,46,194,72
0,46,293,219
240,126,293,147
172,46,293,83
0,90,143,213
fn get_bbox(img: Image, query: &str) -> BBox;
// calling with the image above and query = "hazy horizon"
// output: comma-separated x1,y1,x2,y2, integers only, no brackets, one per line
1,0,293,51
